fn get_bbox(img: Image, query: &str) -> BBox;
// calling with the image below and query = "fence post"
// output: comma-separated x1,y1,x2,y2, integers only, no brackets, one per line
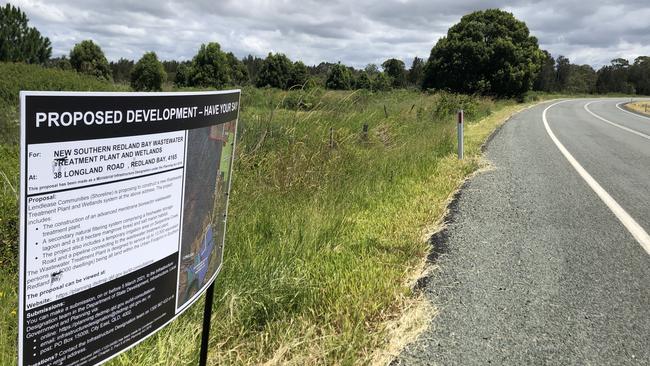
457,110,464,160
362,123,368,141
329,127,334,149
384,105,388,118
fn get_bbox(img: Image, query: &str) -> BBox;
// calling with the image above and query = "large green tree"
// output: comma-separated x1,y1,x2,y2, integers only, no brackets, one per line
596,58,634,94
629,56,650,95
355,71,372,90
130,51,166,91
110,58,134,83
373,72,392,91
325,63,353,90
225,52,249,86
423,9,544,97
174,62,192,87
242,54,265,84
533,50,557,92
256,53,293,89
382,58,406,88
0,4,51,63
190,42,230,87
407,57,425,87
564,64,597,94
289,61,309,88
69,40,111,80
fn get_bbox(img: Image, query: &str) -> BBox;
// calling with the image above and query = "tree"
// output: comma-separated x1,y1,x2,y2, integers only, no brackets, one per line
596,59,634,94
407,57,425,87
364,64,380,76
0,4,51,63
69,40,111,80
110,58,134,83
423,9,544,97
355,72,372,90
382,58,406,88
564,64,596,94
226,52,249,86
630,56,650,95
256,53,293,89
373,72,392,91
289,61,309,88
161,60,180,83
555,55,571,90
242,54,265,84
175,62,192,87
533,50,556,92
325,63,353,90
130,52,166,91
190,42,230,87
45,56,72,71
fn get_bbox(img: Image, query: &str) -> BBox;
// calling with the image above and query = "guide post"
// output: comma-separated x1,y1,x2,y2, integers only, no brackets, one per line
457,109,464,160
18,90,240,366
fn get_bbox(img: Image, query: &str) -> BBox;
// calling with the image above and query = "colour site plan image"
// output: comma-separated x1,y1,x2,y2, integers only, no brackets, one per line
2,1,650,365
18,91,239,366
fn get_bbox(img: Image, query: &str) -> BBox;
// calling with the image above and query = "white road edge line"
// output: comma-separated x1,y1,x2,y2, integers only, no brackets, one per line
543,100,650,255
583,101,650,140
615,101,650,121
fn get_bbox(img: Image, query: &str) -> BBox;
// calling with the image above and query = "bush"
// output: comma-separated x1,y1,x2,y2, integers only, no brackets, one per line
0,62,125,144
0,144,18,270
256,53,293,89
190,43,230,87
131,52,166,91
355,72,371,90
0,62,124,106
372,72,392,91
325,63,352,90
288,61,309,89
430,91,492,121
69,40,112,80
282,87,324,110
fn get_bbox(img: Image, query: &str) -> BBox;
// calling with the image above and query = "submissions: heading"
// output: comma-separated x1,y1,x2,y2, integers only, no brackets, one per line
35,106,199,128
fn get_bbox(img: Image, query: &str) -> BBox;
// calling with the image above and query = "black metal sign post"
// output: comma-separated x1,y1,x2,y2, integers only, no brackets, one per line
199,282,215,366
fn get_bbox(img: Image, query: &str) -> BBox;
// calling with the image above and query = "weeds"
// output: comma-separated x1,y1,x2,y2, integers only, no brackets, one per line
0,62,528,365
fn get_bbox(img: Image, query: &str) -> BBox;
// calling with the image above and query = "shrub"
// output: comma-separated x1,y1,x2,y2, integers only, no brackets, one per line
69,40,112,80
190,42,230,88
130,51,166,91
325,63,352,90
256,53,293,89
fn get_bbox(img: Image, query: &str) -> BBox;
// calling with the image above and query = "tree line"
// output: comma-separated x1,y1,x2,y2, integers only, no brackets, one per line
2,3,649,96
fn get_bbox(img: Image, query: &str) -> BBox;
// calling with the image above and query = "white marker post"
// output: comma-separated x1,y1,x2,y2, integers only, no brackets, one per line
457,109,464,159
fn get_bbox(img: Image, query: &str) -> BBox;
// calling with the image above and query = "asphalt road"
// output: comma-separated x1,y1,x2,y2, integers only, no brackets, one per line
395,99,650,365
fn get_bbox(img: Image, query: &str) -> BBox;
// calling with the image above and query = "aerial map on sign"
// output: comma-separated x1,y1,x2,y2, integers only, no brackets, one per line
177,121,236,308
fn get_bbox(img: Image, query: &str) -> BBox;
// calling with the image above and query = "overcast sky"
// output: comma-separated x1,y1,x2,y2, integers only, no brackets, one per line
11,0,650,69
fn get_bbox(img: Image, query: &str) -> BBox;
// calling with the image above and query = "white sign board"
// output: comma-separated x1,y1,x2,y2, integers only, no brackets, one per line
19,90,240,366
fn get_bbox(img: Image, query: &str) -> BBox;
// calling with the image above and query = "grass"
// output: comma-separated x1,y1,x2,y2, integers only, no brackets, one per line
625,101,650,116
0,62,538,365
104,88,528,365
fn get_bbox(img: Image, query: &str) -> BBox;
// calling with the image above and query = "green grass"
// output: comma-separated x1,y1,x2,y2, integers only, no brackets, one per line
0,63,535,365
103,88,522,365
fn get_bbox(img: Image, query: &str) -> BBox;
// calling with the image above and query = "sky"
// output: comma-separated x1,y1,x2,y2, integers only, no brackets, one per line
10,0,650,69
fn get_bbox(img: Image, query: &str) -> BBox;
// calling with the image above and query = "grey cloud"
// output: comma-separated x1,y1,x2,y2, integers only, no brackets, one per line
12,0,650,69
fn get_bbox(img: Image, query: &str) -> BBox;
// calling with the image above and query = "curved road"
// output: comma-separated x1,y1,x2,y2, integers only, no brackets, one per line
396,99,650,365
